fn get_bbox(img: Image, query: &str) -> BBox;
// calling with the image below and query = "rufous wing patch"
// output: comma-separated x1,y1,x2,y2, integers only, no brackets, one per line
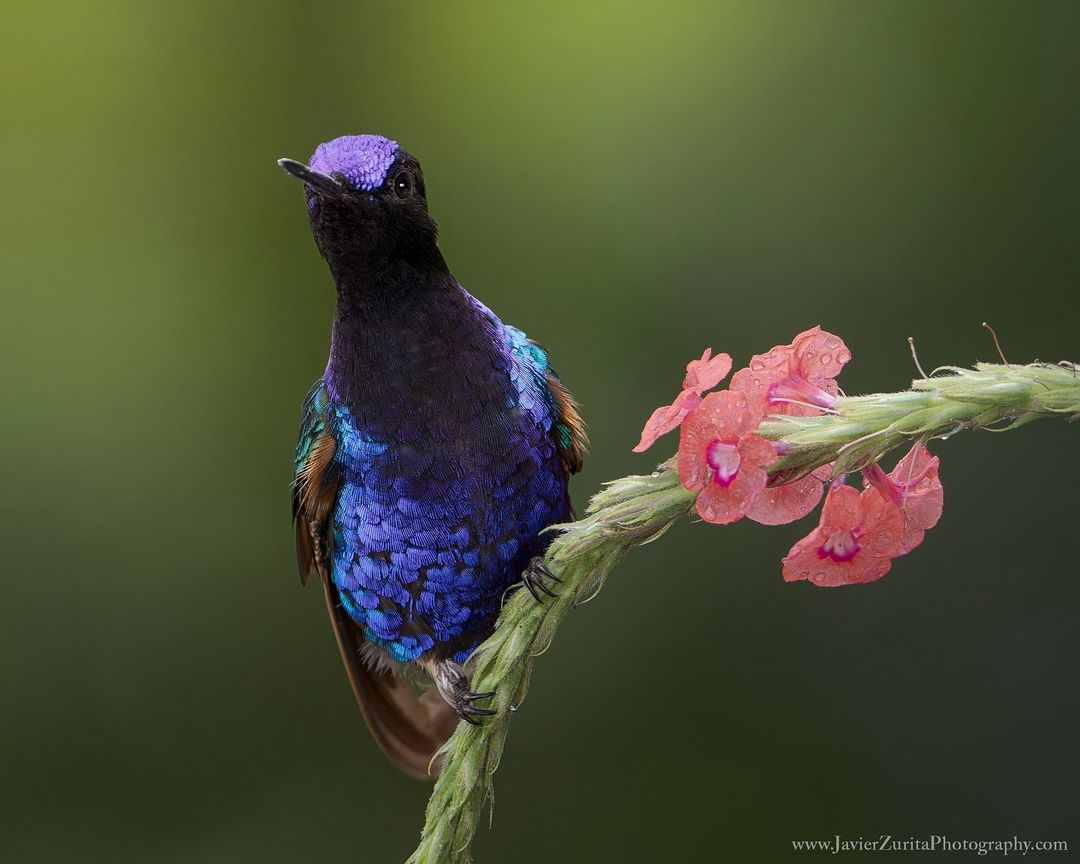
293,431,339,586
547,370,587,477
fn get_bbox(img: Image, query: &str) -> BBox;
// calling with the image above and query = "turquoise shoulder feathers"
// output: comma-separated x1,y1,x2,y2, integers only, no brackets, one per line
504,324,587,477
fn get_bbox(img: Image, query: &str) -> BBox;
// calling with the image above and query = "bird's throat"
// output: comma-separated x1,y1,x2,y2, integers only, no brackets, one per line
325,265,506,430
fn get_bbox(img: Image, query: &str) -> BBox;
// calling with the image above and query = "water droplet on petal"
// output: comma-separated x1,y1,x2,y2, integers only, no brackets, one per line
821,352,832,364
751,360,765,371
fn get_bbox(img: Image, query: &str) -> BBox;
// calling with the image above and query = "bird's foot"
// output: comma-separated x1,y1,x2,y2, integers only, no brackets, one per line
520,556,561,602
431,660,496,726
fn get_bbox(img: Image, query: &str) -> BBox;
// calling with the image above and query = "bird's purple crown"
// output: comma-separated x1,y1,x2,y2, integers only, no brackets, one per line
309,134,399,192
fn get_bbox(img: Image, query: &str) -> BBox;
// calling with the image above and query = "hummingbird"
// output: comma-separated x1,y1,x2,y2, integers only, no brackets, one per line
281,135,585,778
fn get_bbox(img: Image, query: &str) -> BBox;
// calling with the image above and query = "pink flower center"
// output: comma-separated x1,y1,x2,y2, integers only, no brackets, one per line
768,375,837,410
706,440,740,487
819,529,860,562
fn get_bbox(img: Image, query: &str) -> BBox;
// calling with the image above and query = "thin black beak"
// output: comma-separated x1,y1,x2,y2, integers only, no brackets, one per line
277,158,345,199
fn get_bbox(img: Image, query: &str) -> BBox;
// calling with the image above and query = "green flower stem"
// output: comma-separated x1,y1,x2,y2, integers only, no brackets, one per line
759,363,1080,479
407,362,1078,864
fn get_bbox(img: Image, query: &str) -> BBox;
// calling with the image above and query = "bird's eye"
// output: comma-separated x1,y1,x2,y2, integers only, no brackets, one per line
393,172,412,199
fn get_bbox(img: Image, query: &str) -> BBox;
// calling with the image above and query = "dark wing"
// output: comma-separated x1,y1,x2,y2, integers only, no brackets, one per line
317,584,460,779
292,380,458,779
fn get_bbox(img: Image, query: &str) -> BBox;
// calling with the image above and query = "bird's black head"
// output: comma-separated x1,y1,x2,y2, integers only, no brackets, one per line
279,134,443,279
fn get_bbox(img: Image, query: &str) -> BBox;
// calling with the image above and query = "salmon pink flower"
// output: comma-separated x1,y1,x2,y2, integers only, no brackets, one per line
862,445,943,554
782,484,903,586
678,390,775,524
730,326,852,417
634,349,732,452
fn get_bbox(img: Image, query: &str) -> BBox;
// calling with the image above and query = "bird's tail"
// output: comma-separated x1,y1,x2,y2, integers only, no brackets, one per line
320,579,459,779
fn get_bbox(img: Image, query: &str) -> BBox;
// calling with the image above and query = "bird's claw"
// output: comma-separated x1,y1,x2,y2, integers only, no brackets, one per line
521,556,561,602
432,660,497,724
453,686,497,725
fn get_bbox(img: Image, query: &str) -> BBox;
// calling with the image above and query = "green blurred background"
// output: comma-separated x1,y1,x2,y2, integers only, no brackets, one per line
2,1,1077,861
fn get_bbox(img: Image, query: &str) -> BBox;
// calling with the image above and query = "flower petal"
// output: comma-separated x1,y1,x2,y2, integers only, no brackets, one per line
791,326,852,385
898,526,927,555
694,460,767,524
856,487,904,559
819,483,862,531
746,473,824,526
736,432,778,469
893,446,943,533
633,389,701,452
683,349,732,394
729,342,792,408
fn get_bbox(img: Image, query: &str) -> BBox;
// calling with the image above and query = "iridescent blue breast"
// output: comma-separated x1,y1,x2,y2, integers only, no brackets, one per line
323,298,570,663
